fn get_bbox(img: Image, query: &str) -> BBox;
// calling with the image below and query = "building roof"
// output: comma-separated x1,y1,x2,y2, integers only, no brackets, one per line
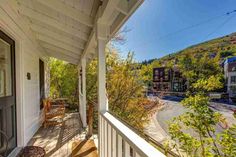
224,56,236,64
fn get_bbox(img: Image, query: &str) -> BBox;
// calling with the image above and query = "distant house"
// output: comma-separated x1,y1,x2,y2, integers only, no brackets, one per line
224,57,236,98
153,67,187,92
153,67,171,91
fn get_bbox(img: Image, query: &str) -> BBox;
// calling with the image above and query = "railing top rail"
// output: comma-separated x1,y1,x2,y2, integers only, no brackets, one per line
101,112,166,157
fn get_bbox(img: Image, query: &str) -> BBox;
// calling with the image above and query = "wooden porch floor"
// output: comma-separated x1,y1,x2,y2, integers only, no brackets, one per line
28,112,98,157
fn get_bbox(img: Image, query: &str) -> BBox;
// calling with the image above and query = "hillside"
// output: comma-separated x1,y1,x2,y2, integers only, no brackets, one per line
142,32,236,65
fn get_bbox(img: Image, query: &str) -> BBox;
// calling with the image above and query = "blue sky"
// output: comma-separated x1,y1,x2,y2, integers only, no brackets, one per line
116,0,236,61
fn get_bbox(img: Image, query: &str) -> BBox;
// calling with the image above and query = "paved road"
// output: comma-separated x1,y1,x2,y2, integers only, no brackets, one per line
156,100,186,134
156,96,236,136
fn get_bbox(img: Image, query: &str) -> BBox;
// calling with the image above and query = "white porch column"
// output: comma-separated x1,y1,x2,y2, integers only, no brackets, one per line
81,57,87,127
97,39,107,112
97,23,109,112
78,65,83,126
96,22,109,157
78,59,87,128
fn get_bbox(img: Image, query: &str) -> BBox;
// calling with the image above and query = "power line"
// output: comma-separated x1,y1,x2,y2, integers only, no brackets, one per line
127,9,236,49
226,9,236,15
204,14,236,40
158,14,225,40
156,9,236,41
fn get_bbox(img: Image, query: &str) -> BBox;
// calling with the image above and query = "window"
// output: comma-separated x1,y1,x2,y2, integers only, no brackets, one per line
160,71,163,76
230,76,236,84
232,66,236,72
154,76,158,80
39,59,45,110
155,70,159,75
0,38,12,97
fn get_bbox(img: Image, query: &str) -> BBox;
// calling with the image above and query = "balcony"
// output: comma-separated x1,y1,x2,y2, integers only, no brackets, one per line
0,0,167,156
28,111,165,157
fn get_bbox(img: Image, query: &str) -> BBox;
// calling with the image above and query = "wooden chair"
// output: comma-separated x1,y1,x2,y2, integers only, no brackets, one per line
43,99,65,128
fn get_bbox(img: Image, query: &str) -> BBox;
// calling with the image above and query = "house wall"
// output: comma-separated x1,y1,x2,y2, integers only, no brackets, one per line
0,2,49,147
227,72,236,96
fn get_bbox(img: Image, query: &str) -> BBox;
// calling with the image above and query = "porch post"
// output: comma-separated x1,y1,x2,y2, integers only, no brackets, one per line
97,23,109,112
97,39,107,112
78,65,83,126
81,57,87,127
96,22,109,157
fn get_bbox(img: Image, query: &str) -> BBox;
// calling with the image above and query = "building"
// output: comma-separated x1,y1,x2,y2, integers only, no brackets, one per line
171,69,187,92
153,67,186,92
224,57,236,98
153,67,171,91
0,0,165,157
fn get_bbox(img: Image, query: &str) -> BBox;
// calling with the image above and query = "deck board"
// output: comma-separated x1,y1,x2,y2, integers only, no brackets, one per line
28,112,98,157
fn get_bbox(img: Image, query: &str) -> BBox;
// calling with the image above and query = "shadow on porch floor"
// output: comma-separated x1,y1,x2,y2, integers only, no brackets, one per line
27,112,98,157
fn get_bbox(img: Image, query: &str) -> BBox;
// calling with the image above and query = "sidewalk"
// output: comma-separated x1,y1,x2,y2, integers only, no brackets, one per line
144,110,169,143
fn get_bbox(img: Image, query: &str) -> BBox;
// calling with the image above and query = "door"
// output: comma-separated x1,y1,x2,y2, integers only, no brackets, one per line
39,59,45,110
0,30,16,156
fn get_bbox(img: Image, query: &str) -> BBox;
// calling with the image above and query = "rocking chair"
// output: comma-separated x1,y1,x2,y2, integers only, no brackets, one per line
43,99,65,128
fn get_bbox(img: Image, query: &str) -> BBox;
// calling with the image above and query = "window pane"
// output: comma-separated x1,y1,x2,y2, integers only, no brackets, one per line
231,76,236,84
0,38,12,97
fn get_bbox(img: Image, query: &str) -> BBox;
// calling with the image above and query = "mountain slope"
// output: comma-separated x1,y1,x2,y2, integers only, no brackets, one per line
143,32,236,65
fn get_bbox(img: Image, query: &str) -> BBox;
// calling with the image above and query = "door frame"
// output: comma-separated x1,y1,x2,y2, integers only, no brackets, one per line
0,24,24,147
0,29,17,155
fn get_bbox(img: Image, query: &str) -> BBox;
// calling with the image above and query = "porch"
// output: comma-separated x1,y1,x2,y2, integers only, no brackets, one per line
0,0,166,156
27,112,93,157
27,110,166,157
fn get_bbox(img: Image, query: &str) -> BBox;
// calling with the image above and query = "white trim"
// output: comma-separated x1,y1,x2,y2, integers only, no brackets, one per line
7,147,22,157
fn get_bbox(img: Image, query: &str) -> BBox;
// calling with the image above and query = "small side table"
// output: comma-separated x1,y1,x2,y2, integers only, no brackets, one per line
17,146,46,157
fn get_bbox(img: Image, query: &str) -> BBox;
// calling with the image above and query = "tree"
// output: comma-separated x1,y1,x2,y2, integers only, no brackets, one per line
168,54,236,157
49,58,78,107
86,49,155,133
177,53,224,92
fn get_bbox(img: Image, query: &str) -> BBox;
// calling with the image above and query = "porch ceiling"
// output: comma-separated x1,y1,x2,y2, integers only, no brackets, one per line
6,0,144,64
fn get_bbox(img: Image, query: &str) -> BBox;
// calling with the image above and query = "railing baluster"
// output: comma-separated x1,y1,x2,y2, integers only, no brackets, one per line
99,115,102,157
112,128,117,157
117,134,122,157
101,116,105,157
108,124,112,157
134,152,141,157
104,119,108,157
125,141,131,157
103,116,106,157
100,112,166,157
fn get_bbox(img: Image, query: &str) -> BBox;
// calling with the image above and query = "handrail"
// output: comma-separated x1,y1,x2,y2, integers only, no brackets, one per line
144,134,179,157
108,111,179,157
100,112,166,157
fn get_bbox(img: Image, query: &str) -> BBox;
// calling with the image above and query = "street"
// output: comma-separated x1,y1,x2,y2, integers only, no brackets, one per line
145,96,236,143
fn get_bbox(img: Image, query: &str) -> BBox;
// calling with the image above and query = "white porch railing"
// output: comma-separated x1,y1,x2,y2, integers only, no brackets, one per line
99,112,166,157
